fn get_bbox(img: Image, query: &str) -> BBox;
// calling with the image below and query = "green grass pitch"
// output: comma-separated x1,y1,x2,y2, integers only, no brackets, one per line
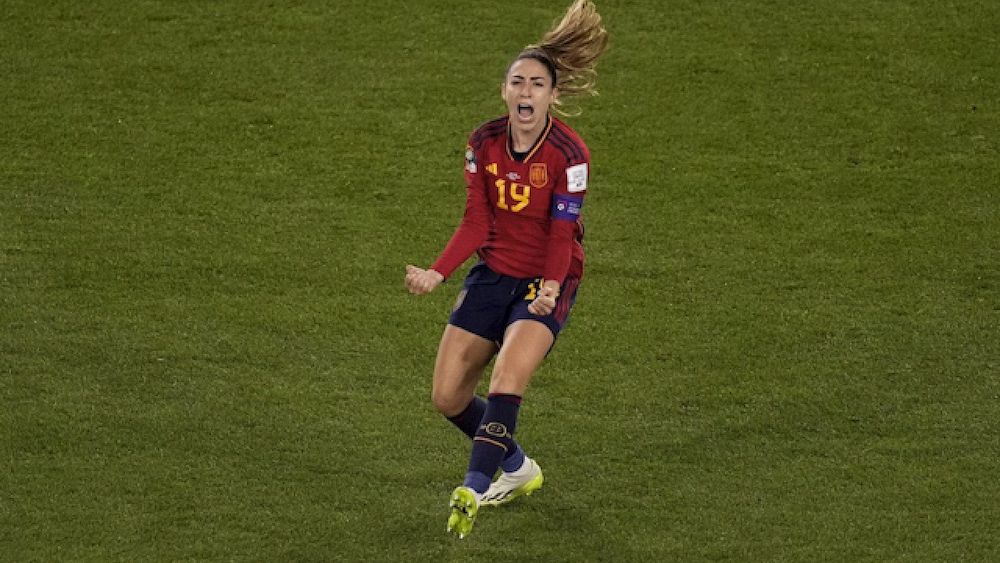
2,1,998,561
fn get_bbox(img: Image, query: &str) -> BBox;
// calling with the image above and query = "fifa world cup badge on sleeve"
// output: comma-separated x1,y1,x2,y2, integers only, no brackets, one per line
464,146,477,174
566,163,588,193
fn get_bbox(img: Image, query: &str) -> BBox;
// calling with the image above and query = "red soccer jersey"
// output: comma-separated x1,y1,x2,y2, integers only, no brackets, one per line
431,115,589,284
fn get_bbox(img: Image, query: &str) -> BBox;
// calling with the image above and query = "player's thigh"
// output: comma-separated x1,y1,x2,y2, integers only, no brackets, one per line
432,324,498,415
489,320,555,396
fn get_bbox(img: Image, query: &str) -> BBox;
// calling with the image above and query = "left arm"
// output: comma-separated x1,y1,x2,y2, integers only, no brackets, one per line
529,161,588,315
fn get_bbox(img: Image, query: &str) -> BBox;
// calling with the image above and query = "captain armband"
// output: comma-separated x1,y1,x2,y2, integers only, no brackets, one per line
551,194,583,221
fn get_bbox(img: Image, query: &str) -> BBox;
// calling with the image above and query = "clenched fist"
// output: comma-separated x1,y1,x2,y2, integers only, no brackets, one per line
405,264,444,295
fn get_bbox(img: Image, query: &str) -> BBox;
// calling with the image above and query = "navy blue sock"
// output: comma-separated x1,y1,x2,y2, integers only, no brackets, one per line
463,393,522,494
447,397,525,473
446,396,486,439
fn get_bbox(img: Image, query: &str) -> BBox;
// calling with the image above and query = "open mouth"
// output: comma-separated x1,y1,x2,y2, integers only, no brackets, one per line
517,103,534,120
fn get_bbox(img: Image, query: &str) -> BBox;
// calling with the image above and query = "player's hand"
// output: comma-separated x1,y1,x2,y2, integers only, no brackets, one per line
405,264,444,295
528,281,560,316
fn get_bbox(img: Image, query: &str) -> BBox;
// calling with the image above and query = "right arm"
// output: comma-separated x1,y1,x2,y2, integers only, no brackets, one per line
405,142,492,294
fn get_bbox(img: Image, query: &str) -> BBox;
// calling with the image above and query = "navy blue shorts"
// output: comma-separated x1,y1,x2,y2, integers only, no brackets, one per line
449,262,580,344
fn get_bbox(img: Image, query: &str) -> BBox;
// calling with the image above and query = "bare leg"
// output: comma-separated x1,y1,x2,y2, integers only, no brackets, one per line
489,320,555,396
431,324,498,417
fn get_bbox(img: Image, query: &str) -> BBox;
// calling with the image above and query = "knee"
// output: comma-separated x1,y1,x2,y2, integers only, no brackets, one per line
431,386,466,417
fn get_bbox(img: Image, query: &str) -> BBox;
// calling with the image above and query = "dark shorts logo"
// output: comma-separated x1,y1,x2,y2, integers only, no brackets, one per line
453,289,468,312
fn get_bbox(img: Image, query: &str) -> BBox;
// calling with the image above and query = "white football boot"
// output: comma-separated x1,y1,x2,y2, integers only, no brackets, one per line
480,457,544,506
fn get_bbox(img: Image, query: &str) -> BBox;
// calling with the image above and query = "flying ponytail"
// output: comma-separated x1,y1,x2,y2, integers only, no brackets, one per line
515,0,609,116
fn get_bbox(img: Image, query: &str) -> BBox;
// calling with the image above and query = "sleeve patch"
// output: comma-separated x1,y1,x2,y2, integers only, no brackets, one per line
566,163,588,193
552,194,584,221
464,146,477,174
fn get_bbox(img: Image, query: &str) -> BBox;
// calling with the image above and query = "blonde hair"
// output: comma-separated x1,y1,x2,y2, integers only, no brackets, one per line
517,0,609,115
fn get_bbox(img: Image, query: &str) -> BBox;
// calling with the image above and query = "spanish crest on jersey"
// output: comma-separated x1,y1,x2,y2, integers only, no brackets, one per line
530,163,548,188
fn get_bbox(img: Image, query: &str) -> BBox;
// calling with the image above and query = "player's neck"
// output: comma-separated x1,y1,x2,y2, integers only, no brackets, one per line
509,115,549,153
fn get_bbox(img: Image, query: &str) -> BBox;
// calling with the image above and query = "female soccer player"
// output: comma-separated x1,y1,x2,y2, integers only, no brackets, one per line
404,0,609,539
